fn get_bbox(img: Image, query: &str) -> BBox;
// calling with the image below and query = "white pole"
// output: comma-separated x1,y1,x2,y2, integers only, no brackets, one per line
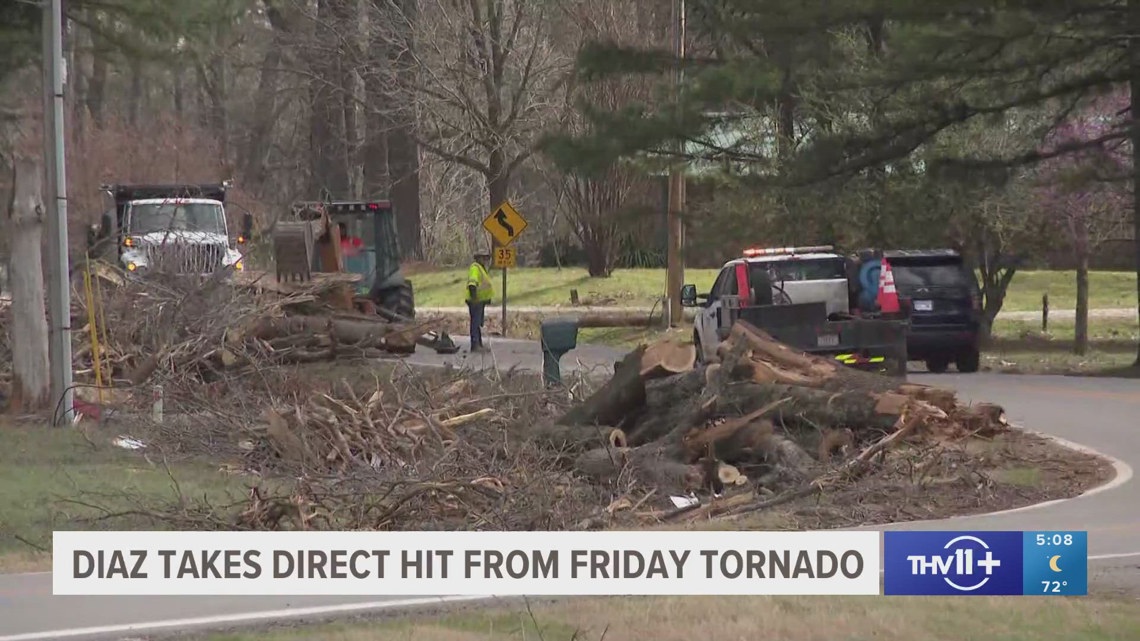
43,0,74,425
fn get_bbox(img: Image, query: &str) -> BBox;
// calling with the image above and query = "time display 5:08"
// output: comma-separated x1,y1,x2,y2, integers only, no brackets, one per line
1035,534,1074,546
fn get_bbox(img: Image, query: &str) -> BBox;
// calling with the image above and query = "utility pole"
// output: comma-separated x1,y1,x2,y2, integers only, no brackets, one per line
42,0,74,425
665,0,686,327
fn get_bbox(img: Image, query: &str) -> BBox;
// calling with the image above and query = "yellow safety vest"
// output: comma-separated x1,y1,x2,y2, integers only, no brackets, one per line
466,262,493,303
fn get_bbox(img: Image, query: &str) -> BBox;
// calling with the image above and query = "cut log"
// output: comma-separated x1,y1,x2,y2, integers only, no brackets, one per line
721,320,900,394
530,424,628,454
577,312,656,328
250,316,418,353
626,366,708,445
956,402,1007,436
714,380,902,433
817,428,856,462
574,442,703,493
718,463,746,486
640,340,696,380
557,347,647,427
680,398,788,462
897,383,958,412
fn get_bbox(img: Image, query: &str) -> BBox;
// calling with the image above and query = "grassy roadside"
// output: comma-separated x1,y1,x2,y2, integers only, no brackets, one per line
407,267,1137,312
0,421,248,572
983,318,1138,376
186,595,1140,641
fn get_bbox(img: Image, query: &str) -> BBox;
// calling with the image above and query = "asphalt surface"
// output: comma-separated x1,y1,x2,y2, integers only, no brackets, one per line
0,337,1137,640
414,305,1138,323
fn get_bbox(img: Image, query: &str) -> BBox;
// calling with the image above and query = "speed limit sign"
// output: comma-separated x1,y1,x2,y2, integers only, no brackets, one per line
493,246,517,269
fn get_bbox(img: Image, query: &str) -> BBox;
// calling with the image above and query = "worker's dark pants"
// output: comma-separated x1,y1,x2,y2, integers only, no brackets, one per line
467,301,486,348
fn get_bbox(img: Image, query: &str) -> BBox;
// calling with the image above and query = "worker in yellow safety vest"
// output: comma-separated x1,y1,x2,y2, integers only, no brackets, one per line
466,252,494,351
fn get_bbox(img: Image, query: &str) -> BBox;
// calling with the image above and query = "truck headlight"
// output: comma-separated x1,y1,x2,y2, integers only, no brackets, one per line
127,262,138,271
235,259,243,271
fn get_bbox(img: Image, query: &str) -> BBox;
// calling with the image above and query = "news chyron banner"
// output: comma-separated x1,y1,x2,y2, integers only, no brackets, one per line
883,530,1088,596
52,531,881,596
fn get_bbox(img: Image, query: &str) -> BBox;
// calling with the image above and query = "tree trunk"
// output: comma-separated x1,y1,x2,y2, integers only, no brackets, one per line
309,0,349,198
240,10,285,188
388,123,422,259
1130,0,1140,367
1074,251,1089,356
173,65,185,117
383,0,423,259
87,28,107,126
362,0,391,204
488,147,509,214
337,0,362,198
5,158,50,412
128,58,143,126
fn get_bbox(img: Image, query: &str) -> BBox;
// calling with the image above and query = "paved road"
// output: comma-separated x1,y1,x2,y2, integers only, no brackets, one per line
416,305,1138,322
1,338,1137,640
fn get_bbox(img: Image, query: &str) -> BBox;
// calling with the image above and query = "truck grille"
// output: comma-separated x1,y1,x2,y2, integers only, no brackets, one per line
145,243,226,274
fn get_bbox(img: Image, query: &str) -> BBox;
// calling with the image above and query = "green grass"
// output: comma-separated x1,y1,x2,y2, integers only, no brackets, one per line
187,595,1140,641
409,267,717,308
0,421,249,572
1000,270,1137,312
408,267,1136,312
990,318,1139,343
982,318,1138,375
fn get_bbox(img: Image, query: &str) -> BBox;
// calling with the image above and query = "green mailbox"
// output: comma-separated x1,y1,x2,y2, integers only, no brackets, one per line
540,317,579,386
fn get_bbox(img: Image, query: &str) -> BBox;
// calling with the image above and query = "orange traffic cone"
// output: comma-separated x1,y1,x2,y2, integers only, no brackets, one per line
877,258,900,314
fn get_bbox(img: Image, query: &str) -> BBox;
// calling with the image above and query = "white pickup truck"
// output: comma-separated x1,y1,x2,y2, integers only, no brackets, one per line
680,245,908,375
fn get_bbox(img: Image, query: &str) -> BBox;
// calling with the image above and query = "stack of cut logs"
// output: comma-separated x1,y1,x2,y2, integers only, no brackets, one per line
537,320,1009,499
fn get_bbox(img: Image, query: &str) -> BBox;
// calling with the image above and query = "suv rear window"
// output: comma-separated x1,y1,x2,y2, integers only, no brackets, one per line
889,257,972,289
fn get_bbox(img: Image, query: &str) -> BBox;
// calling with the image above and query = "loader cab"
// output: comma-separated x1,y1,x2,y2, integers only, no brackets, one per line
292,200,401,295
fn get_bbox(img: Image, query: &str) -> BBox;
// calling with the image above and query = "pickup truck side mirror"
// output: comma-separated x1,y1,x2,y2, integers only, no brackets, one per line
680,284,698,307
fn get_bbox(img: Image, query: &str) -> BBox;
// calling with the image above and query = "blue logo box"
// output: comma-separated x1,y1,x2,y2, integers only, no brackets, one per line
884,531,1024,595
884,531,1088,596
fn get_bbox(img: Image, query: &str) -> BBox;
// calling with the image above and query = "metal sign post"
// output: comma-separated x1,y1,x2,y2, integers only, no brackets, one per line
492,246,517,335
482,203,526,339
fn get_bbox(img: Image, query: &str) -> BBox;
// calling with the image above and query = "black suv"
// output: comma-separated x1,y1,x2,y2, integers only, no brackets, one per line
883,249,982,373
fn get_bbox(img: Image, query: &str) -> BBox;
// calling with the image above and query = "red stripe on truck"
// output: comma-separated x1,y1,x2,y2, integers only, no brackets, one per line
735,263,750,303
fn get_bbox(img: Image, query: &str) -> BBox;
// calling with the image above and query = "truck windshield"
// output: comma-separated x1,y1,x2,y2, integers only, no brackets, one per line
751,257,846,283
129,202,226,235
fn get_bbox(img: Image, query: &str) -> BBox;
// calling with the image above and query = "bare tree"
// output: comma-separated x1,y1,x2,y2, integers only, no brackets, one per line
542,0,660,276
390,0,569,217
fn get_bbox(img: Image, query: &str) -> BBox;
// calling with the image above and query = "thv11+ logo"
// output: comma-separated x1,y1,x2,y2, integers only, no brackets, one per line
884,531,1024,595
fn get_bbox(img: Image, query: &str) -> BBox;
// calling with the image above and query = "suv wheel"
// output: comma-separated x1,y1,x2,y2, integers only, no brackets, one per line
925,357,950,374
693,331,705,364
956,348,981,373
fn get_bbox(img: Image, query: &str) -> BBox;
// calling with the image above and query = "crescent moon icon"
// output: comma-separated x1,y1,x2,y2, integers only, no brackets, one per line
1049,555,1062,572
